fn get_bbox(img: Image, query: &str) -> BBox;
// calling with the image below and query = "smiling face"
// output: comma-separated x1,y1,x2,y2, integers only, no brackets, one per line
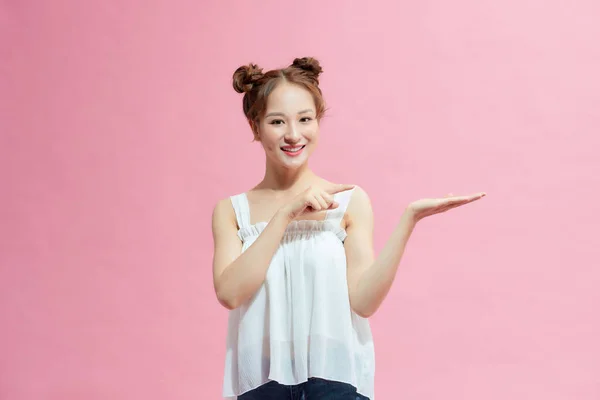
255,82,320,170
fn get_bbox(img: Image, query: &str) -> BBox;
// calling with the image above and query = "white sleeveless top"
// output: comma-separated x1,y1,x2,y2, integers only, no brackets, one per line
222,188,375,399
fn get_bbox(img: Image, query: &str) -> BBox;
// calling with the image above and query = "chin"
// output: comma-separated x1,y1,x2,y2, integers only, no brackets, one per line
270,150,311,169
280,159,307,170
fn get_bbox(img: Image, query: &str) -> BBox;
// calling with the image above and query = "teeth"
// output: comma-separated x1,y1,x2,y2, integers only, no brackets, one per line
282,146,303,152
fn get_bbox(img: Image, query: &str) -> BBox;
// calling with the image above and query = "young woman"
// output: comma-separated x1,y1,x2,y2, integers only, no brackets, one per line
212,57,486,399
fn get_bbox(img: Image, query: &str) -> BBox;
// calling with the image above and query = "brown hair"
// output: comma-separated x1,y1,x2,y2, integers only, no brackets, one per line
232,57,326,140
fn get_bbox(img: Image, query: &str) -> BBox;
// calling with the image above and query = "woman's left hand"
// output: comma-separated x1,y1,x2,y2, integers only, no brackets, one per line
406,192,486,222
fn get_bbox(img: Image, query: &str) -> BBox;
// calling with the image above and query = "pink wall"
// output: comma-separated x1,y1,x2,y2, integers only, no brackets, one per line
1,1,599,399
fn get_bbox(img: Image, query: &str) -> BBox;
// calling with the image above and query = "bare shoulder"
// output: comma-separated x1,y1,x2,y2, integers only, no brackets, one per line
348,185,372,211
345,185,373,233
211,196,238,233
346,185,374,226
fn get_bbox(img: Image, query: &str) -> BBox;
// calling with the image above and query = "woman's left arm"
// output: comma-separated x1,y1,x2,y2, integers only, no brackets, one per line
344,187,486,318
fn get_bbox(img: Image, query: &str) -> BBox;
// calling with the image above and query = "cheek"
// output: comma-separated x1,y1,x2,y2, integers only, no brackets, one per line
306,125,320,141
261,135,281,153
258,125,278,146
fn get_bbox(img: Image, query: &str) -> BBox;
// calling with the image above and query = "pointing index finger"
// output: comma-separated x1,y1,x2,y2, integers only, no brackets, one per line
327,184,355,195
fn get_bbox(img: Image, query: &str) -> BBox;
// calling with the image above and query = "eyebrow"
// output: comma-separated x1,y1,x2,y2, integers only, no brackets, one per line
265,109,314,118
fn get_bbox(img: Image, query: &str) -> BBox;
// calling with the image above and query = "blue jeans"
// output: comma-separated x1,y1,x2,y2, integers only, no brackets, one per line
237,378,370,400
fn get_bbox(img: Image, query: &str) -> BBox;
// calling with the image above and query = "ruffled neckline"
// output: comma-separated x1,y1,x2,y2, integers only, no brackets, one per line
237,219,347,242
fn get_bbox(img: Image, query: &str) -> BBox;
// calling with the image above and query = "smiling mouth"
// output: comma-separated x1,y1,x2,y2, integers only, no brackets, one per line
281,145,306,157
280,145,306,155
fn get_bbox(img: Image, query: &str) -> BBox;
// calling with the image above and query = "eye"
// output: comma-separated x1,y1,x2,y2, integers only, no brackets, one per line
269,119,284,125
300,117,313,123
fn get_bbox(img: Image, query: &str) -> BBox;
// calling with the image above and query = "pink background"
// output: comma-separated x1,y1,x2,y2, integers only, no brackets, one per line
2,1,599,399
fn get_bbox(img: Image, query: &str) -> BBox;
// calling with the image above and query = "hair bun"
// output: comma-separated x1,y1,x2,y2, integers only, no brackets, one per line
232,63,264,93
291,57,323,79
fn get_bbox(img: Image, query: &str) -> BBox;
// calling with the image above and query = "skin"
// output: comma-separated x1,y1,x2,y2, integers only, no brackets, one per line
212,81,486,315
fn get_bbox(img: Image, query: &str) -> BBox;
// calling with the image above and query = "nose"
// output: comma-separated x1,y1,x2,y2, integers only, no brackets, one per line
284,122,301,143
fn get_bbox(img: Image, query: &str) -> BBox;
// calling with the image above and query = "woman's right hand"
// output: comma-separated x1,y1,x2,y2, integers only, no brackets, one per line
280,184,355,221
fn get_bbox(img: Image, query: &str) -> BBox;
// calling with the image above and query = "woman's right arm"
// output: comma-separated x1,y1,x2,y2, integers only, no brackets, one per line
211,198,290,310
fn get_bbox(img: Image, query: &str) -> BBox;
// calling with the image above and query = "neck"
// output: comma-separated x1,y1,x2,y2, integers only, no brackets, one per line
260,159,315,192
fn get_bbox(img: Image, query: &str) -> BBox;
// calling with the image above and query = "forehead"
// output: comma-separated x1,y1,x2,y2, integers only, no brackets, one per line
265,83,315,113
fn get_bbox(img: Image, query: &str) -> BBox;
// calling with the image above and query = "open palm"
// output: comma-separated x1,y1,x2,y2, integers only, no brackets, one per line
408,192,486,221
